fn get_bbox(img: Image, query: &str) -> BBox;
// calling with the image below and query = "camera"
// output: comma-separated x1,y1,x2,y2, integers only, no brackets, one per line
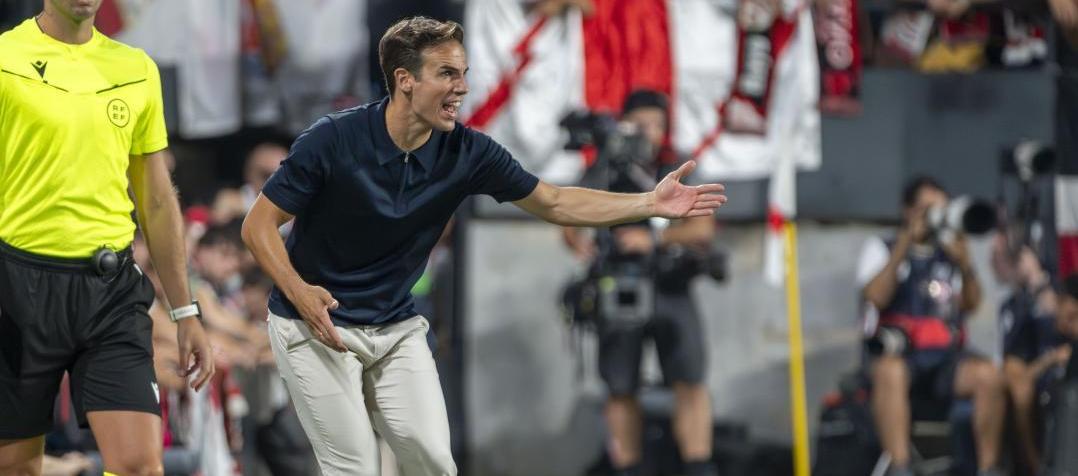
559,109,729,284
997,140,1057,269
560,110,656,172
925,195,997,243
560,110,663,198
559,261,655,329
1000,140,1055,182
557,109,728,329
597,262,655,328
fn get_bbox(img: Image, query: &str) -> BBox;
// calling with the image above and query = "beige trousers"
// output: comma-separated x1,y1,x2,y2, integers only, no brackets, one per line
267,312,456,476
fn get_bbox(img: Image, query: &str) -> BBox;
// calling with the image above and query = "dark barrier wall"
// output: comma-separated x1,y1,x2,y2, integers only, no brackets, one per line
718,69,1055,221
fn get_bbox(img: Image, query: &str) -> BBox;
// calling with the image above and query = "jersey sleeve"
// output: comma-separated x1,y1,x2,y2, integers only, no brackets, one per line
130,53,169,155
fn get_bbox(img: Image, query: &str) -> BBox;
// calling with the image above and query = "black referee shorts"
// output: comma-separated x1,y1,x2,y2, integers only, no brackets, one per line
0,239,159,439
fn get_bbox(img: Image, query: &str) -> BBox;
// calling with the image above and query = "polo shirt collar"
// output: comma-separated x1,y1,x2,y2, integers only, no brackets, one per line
371,97,442,172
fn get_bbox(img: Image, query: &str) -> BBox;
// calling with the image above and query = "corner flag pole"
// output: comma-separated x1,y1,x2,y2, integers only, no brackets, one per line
784,221,811,476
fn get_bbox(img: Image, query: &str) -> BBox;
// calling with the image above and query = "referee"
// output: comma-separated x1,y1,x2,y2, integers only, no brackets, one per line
242,16,727,476
0,2,214,475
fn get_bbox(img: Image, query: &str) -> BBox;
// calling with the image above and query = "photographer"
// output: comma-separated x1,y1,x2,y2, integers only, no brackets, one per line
562,90,718,476
1041,274,1078,475
856,177,1005,476
992,238,1071,474
1060,274,1078,347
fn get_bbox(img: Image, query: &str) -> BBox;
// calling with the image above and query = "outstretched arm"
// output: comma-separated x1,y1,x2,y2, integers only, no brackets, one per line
514,160,726,226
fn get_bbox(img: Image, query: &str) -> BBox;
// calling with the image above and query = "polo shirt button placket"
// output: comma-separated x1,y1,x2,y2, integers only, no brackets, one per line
395,153,412,213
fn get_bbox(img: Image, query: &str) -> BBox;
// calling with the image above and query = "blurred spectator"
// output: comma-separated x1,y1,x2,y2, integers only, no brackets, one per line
926,0,973,19
1060,274,1078,342
188,223,270,370
141,228,288,475
192,223,245,295
213,143,288,226
200,145,316,475
141,223,314,476
991,238,1071,474
870,0,1049,70
1054,275,1078,378
857,176,1004,476
235,269,318,476
1050,0,1078,47
1039,275,1078,474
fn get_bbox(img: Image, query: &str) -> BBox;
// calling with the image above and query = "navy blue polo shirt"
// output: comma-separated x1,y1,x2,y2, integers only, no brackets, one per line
261,97,539,326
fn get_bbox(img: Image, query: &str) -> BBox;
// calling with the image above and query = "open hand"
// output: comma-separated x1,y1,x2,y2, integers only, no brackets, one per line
651,161,727,218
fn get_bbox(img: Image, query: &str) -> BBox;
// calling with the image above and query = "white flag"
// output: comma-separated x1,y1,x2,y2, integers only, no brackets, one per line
764,137,797,286
464,0,820,183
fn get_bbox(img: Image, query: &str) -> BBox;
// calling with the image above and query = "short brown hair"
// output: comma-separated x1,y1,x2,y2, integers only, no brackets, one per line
379,17,464,96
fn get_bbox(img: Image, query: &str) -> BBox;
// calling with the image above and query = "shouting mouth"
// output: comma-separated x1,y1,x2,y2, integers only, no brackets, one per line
441,99,461,121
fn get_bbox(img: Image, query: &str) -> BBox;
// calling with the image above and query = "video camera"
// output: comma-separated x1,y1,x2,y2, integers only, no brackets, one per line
560,111,655,169
558,110,728,329
560,110,658,195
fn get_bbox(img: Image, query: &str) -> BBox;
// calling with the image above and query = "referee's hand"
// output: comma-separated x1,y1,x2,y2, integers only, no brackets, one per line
292,284,347,353
177,319,215,391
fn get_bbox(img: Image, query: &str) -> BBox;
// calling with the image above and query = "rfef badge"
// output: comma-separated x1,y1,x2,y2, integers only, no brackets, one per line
107,98,130,128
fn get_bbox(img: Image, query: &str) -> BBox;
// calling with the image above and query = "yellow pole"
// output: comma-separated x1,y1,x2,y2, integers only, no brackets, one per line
784,221,811,476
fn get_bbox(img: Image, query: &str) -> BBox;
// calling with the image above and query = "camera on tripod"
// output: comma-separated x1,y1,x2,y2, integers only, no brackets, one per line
1000,140,1055,183
997,140,1056,265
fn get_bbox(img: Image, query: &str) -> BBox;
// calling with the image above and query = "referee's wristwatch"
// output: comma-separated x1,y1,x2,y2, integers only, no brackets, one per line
169,300,203,322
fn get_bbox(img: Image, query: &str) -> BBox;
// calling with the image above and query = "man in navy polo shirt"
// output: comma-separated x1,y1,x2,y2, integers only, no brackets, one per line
241,16,727,476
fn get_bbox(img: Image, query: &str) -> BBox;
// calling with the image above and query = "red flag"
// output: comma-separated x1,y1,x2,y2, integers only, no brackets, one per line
1059,156,1078,278
464,0,821,183
94,0,124,36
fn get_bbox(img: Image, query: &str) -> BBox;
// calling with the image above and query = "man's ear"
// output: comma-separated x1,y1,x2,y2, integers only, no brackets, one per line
395,67,414,94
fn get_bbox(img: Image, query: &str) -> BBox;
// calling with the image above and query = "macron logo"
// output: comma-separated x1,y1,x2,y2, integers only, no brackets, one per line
31,60,47,79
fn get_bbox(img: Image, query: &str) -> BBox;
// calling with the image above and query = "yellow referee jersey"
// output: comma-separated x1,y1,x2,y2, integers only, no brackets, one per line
0,18,168,258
